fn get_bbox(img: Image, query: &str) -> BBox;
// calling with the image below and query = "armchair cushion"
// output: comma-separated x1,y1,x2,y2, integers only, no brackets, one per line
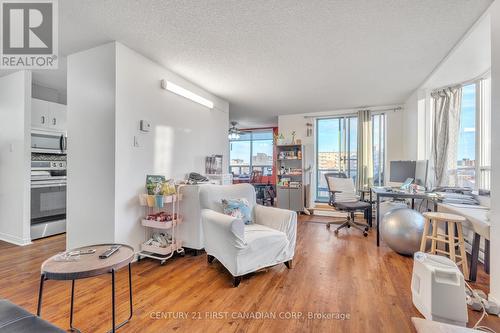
254,205,297,260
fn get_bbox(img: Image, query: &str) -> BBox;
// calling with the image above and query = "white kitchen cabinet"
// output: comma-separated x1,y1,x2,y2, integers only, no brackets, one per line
31,98,50,129
31,98,66,131
48,102,66,131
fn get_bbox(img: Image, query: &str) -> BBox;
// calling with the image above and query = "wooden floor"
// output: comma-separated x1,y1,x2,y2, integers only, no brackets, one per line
0,215,497,332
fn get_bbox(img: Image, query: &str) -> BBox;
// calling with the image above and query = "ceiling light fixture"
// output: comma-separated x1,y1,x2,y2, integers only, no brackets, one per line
160,79,214,109
228,121,241,140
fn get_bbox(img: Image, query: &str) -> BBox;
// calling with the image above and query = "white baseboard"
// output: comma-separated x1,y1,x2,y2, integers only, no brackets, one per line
0,232,31,246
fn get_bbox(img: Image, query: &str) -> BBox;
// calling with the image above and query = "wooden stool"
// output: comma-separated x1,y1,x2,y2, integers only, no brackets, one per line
420,212,469,280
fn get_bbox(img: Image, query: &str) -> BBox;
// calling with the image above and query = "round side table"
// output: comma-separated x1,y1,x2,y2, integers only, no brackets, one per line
37,244,135,332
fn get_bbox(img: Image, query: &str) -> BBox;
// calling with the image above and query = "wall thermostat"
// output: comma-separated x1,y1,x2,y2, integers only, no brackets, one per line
140,120,151,132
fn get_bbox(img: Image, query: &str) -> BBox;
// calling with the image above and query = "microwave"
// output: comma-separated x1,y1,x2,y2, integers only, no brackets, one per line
31,129,67,154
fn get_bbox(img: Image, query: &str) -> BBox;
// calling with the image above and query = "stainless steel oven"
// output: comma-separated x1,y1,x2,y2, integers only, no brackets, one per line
31,129,67,154
31,154,67,239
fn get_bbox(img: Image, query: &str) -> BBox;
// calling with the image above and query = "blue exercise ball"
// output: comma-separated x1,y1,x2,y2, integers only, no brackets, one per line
381,208,426,256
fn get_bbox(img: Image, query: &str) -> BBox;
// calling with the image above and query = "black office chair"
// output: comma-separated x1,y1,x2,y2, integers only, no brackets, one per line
324,172,372,237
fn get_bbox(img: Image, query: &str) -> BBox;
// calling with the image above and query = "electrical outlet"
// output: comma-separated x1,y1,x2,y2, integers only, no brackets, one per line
134,136,140,147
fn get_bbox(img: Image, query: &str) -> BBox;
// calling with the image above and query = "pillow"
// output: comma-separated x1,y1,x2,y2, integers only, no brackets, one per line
221,198,252,225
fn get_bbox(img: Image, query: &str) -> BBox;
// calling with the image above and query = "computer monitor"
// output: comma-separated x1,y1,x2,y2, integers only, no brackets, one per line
414,160,429,187
390,161,416,183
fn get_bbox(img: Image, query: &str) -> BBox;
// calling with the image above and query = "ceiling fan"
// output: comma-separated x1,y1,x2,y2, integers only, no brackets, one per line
228,121,242,139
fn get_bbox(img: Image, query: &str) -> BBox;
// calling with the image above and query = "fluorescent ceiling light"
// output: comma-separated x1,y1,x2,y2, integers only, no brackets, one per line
161,79,214,109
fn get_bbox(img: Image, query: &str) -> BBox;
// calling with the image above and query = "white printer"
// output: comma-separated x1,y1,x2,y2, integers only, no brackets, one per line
411,252,468,326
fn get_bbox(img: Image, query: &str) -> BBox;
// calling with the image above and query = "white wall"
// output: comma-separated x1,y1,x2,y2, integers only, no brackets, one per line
67,42,229,250
0,71,31,245
402,91,419,160
67,43,117,249
385,108,405,182
489,0,500,302
278,106,404,205
114,43,229,248
403,12,492,158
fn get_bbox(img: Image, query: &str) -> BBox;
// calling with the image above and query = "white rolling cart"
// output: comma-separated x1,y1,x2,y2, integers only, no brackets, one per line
137,185,186,265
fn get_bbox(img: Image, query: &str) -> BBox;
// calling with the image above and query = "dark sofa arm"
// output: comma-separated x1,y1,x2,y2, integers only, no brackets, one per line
0,299,64,333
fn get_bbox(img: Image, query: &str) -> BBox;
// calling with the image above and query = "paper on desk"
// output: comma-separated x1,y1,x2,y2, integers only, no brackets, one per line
447,203,489,210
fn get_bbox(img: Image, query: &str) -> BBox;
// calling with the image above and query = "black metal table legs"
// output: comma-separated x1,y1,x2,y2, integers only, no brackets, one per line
70,280,79,332
37,263,133,333
107,263,133,333
37,274,46,317
376,196,380,246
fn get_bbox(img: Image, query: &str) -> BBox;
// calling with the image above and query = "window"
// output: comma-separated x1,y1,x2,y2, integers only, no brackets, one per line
315,114,386,202
453,78,491,190
433,77,491,190
456,84,477,188
479,77,491,191
229,130,274,179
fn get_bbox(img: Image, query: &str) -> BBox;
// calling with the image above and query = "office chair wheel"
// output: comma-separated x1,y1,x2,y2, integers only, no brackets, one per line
347,225,351,228
326,223,331,229
363,232,368,237
334,229,339,235
365,227,369,232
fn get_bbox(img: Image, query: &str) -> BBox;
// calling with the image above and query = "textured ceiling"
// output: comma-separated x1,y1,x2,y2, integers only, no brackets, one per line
17,1,496,126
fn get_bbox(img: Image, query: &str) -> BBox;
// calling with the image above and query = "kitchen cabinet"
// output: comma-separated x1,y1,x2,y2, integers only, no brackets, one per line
31,98,66,131
31,98,49,129
49,102,66,131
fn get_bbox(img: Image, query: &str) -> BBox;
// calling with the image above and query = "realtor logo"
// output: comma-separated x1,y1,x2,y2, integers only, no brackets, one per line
1,0,58,69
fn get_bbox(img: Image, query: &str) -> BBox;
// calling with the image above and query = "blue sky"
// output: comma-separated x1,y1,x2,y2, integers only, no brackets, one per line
230,139,273,163
458,84,476,161
317,118,357,152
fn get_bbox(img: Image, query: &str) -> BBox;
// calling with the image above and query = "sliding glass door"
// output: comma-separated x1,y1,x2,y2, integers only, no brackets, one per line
316,116,357,201
316,114,386,202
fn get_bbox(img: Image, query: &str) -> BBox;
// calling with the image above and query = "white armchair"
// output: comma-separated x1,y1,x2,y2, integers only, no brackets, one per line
199,184,297,287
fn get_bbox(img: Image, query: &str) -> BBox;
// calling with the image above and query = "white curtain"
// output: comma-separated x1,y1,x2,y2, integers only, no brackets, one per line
356,110,373,190
429,86,462,188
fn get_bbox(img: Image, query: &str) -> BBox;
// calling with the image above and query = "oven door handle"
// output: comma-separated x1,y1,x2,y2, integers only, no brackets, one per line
31,148,66,155
31,183,67,189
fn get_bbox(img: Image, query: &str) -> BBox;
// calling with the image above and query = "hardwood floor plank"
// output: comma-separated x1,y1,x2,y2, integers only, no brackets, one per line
0,216,497,332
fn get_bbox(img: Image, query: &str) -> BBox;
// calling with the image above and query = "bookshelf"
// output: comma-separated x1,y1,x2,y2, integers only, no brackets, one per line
276,144,304,212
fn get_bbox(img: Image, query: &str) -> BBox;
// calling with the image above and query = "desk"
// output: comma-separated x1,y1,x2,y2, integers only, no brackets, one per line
438,203,490,281
372,187,437,247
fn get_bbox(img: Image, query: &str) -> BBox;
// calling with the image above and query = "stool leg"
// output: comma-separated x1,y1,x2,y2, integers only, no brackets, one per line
456,223,469,280
430,220,438,254
420,219,430,252
448,221,456,263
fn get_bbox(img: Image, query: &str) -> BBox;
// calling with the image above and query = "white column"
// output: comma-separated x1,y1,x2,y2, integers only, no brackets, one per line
489,0,500,302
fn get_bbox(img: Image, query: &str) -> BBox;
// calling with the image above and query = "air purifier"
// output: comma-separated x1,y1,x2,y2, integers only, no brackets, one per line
411,252,468,326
